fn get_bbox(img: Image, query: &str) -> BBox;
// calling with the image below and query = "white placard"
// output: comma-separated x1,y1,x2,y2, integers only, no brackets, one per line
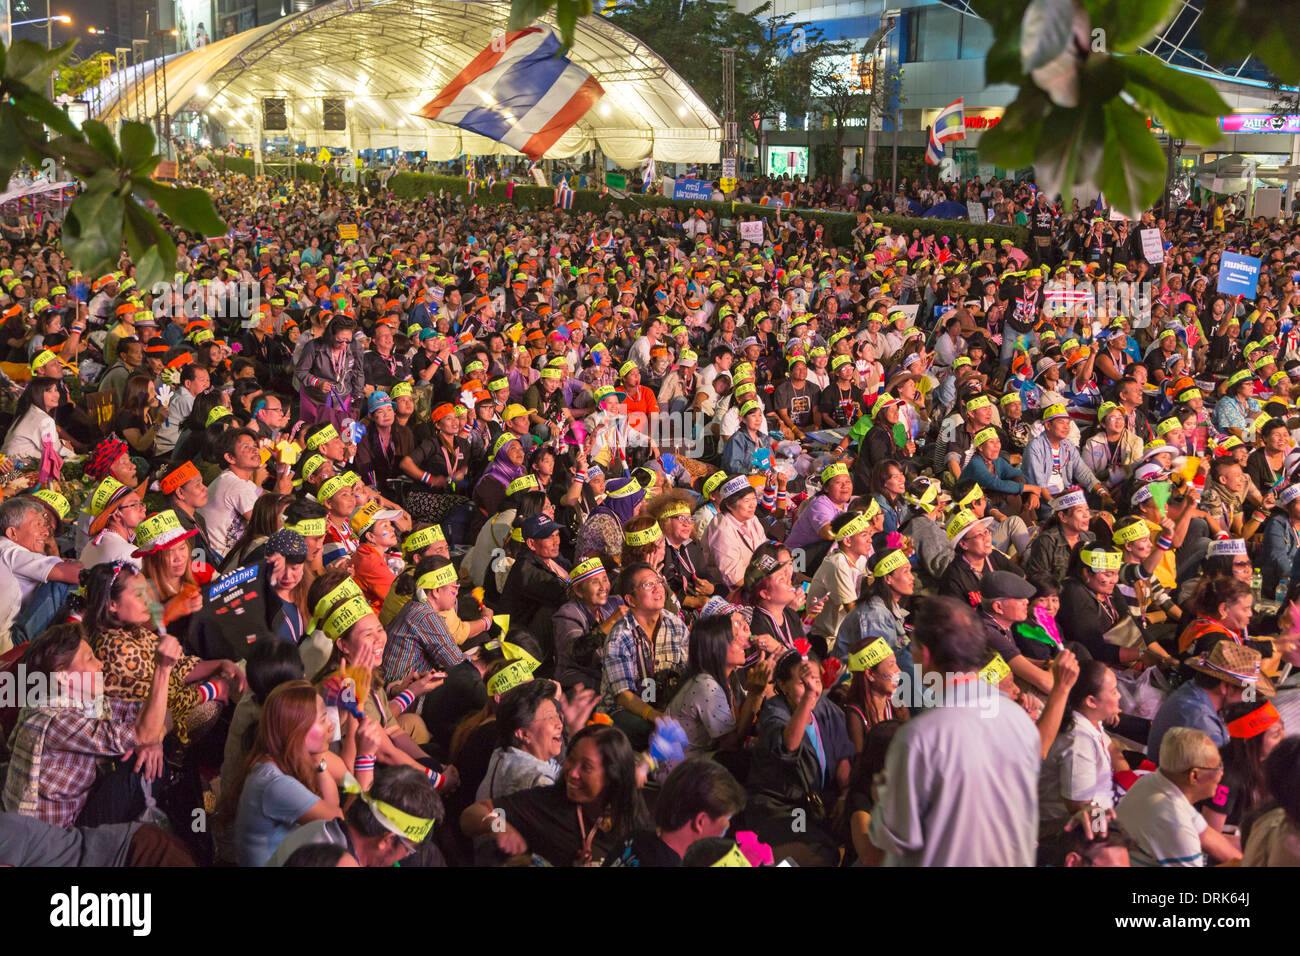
1140,227,1164,263
967,201,985,224
739,220,765,244
722,157,736,178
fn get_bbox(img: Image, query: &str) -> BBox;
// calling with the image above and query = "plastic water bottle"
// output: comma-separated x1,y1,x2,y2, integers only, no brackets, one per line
1251,569,1262,602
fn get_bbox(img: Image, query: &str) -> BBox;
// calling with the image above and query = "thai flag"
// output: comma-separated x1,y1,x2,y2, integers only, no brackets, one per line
486,174,496,191
643,157,655,192
467,177,478,197
932,98,966,144
925,125,944,166
555,181,574,209
430,285,444,305
417,28,604,161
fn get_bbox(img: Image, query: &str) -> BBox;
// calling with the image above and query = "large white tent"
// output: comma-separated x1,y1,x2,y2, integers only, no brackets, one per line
88,0,721,165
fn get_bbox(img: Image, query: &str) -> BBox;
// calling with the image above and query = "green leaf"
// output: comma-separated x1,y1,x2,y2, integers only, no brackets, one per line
1081,0,1178,53
11,91,78,139
134,181,227,236
554,0,581,53
47,133,115,178
1081,54,1126,102
3,39,75,95
977,86,1051,168
1122,55,1230,145
1020,0,1076,72
0,107,27,191
79,120,120,165
118,122,158,175
1032,101,1106,200
122,201,176,291
508,0,556,32
62,170,127,279
1099,99,1168,218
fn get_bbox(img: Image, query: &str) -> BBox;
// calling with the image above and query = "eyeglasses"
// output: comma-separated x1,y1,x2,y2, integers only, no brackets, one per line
1193,764,1224,776
1232,560,1252,569
635,576,666,592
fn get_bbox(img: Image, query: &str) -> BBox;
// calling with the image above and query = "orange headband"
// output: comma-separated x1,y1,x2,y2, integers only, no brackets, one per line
1227,701,1280,739
160,460,200,495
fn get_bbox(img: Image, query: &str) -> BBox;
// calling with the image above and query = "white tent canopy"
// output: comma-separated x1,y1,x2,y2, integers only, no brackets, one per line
88,0,721,166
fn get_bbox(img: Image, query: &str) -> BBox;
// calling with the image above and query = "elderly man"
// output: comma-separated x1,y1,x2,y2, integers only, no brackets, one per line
1116,727,1242,866
2,623,179,827
0,495,84,646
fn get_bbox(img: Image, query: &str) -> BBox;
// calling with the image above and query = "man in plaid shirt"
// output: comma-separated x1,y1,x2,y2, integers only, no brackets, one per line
3,623,179,828
382,584,466,685
600,562,688,748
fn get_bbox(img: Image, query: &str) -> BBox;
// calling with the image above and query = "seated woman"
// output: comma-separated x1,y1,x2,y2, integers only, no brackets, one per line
702,476,768,592
471,435,526,534
84,561,243,746
835,546,915,676
2,377,75,463
219,493,292,573
745,649,853,867
553,557,625,691
110,373,165,460
477,680,569,801
348,500,403,615
1037,660,1128,844
1242,736,1300,866
460,723,649,866
1202,699,1286,856
1081,401,1143,491
664,609,772,774
135,509,204,640
1058,546,1147,668
307,572,447,782
841,637,909,753
957,426,1042,523
1176,575,1278,668
222,680,343,867
573,475,645,566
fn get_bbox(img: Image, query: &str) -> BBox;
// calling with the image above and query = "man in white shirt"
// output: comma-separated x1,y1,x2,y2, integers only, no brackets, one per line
868,596,1041,866
200,427,265,561
1116,726,1242,866
156,363,209,455
0,495,83,645
80,479,146,570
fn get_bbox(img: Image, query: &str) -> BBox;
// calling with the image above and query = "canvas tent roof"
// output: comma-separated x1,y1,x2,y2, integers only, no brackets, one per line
88,0,721,165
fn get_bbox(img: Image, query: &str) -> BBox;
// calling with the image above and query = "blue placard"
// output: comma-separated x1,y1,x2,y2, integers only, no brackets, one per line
209,564,259,599
673,177,712,201
1217,252,1262,298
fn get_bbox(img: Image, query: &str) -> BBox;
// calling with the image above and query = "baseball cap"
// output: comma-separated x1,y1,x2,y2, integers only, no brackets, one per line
522,514,563,540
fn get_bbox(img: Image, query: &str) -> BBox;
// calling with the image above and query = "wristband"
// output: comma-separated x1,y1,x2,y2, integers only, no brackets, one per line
422,471,432,485
391,689,416,713
354,754,376,774
574,470,588,483
195,680,221,703
425,767,446,790
1156,534,1173,551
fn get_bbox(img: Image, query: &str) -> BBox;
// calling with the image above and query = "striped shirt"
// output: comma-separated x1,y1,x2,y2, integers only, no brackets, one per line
381,597,466,684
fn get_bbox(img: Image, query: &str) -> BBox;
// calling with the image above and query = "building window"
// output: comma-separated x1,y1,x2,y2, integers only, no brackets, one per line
906,6,961,62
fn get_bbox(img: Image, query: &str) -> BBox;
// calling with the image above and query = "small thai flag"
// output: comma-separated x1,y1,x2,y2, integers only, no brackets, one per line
925,125,943,166
643,157,655,191
555,182,574,209
486,174,496,191
467,177,478,197
430,285,444,305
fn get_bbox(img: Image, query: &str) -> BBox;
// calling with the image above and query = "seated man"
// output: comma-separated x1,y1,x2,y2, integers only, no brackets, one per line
2,622,178,827
1116,726,1241,866
0,495,84,646
267,766,444,867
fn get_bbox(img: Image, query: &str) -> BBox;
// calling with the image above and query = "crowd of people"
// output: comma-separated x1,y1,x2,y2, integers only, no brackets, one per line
1,158,1300,870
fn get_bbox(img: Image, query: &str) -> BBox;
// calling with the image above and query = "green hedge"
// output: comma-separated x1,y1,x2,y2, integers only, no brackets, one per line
385,172,1027,247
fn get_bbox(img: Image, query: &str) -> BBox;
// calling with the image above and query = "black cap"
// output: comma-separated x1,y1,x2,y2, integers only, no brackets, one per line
980,570,1035,602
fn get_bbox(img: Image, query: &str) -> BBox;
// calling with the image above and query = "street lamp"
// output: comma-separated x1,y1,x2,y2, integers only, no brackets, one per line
11,15,71,27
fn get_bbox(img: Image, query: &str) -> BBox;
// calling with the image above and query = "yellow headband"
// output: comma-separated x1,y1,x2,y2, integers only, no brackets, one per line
134,510,183,548
835,511,870,540
872,550,908,578
389,382,413,398
487,659,538,696
403,525,445,554
979,653,1011,685
1112,521,1149,547
1081,548,1122,571
307,424,339,450
862,497,882,523
973,427,998,446
849,637,893,672
624,524,663,547
323,595,373,641
309,577,365,633
416,564,458,590
821,462,849,484
958,484,984,508
659,502,691,521
287,517,327,538
318,474,352,503
506,474,540,496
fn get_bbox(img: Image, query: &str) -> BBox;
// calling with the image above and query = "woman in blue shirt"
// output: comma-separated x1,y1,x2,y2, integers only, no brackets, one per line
224,680,342,866
958,427,1043,521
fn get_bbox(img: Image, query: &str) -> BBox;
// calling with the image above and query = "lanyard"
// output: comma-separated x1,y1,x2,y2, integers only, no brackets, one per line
575,805,601,866
757,606,794,648
673,543,696,581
